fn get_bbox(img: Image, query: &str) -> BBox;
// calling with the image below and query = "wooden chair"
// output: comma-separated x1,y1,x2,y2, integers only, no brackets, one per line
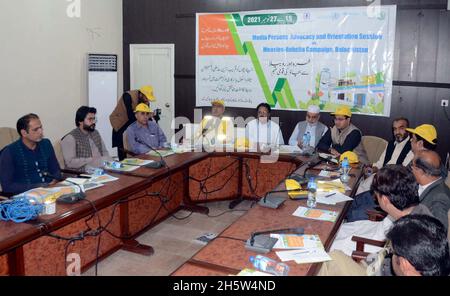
361,135,388,164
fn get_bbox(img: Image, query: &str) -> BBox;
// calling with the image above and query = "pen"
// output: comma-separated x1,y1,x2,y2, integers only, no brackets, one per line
325,192,336,197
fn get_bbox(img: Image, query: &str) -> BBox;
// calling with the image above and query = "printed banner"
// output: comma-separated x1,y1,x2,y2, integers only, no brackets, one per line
196,6,396,116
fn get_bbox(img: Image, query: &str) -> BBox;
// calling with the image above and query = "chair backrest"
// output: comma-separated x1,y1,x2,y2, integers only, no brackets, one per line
361,135,388,164
52,140,65,169
123,130,131,157
0,127,19,151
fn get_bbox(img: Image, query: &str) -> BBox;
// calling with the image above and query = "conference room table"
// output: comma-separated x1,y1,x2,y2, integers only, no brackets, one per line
0,149,362,276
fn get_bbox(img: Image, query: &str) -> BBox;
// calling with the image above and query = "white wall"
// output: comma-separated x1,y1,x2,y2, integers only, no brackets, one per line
0,0,123,142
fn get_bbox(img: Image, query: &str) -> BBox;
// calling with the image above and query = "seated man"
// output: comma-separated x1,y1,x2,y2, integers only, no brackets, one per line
411,150,450,229
331,165,430,256
61,106,112,172
195,100,233,145
347,123,439,222
356,117,413,194
246,103,284,147
319,215,450,276
316,105,369,164
126,103,167,154
0,114,61,195
288,104,327,148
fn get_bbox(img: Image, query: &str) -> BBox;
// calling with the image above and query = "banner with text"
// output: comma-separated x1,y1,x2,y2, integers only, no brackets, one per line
196,6,396,116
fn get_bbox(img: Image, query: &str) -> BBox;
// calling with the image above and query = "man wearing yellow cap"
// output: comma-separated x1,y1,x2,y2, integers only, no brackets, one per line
125,103,167,155
110,85,156,159
195,100,233,145
406,124,437,154
317,106,369,164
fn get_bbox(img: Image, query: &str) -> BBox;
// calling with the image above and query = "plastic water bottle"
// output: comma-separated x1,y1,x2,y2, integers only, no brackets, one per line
340,157,350,183
302,132,311,148
249,255,289,276
307,177,317,208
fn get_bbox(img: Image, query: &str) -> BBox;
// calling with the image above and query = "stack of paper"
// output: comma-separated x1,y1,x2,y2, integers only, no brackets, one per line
271,234,331,264
275,248,331,264
292,206,338,222
317,179,351,193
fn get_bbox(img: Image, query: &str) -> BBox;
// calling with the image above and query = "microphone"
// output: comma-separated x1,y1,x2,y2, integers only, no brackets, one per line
245,227,304,253
303,155,323,178
134,137,166,169
43,172,86,203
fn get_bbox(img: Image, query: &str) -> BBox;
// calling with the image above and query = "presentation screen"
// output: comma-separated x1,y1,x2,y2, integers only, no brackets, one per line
196,6,396,116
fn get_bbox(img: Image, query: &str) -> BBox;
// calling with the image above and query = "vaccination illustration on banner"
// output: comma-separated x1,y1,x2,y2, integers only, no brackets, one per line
196,6,396,116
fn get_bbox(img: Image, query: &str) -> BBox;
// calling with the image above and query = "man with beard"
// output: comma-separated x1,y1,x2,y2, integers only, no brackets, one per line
61,106,112,172
368,117,413,174
288,104,327,149
0,113,61,195
246,103,284,148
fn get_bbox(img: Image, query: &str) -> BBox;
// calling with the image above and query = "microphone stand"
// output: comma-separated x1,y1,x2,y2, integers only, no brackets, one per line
134,137,167,169
249,227,305,246
245,227,304,253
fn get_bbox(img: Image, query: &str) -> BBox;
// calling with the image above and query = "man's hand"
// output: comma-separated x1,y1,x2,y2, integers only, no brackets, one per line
330,148,340,157
297,140,303,149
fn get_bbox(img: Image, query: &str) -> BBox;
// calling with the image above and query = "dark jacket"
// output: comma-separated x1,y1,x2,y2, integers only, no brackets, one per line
419,179,450,230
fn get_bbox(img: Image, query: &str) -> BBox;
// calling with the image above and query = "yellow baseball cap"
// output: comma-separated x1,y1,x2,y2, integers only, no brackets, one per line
406,124,437,144
134,103,152,113
139,85,156,101
340,151,359,163
331,106,352,117
211,99,225,107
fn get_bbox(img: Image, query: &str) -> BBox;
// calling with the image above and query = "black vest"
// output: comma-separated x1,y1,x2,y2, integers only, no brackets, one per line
383,139,412,167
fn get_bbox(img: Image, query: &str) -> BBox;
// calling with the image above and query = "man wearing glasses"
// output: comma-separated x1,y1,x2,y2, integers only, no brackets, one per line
61,106,112,172
317,105,369,164
288,104,327,148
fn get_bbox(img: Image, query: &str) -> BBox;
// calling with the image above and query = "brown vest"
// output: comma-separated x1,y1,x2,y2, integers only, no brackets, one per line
109,90,140,131
331,123,369,164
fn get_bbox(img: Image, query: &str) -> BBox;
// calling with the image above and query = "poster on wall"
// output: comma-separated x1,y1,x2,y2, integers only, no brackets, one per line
196,5,396,116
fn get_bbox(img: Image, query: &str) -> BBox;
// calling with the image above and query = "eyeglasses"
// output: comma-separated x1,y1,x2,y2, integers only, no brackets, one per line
334,117,347,121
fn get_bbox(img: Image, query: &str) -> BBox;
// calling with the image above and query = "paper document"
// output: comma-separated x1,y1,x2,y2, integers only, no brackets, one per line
276,248,332,264
292,206,338,222
279,145,302,154
121,158,155,166
146,150,175,157
316,191,353,205
89,174,119,184
271,234,324,250
317,179,347,193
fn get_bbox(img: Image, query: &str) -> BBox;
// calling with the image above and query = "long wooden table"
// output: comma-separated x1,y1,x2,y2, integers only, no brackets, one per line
0,151,308,275
172,162,362,276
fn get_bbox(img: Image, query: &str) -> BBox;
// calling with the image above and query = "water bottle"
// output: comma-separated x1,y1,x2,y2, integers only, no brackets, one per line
340,157,350,183
85,165,104,175
307,177,317,208
249,255,289,276
302,132,311,148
